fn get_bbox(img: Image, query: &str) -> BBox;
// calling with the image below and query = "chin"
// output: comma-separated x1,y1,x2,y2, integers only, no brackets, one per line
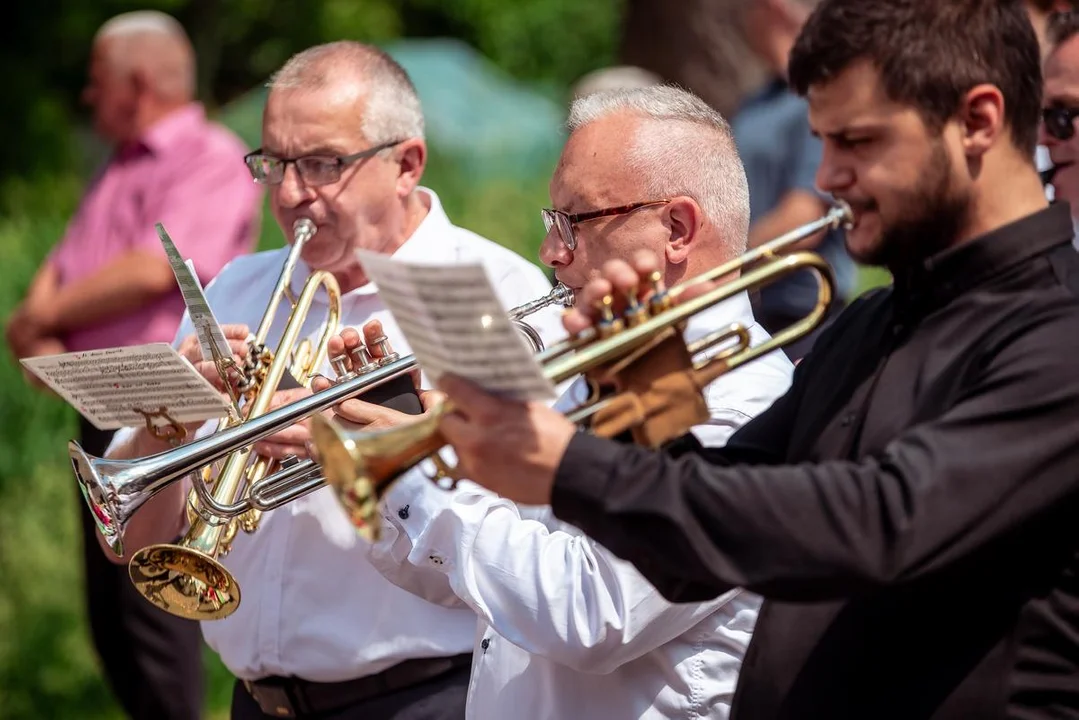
844,215,884,265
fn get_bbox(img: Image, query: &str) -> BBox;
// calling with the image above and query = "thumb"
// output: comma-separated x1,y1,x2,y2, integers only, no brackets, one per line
419,389,447,412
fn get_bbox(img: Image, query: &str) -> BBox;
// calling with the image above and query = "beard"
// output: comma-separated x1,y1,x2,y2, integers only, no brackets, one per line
858,138,973,271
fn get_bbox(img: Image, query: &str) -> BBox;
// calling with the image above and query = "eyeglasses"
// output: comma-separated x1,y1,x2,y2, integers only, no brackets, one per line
1042,106,1079,141
244,139,404,186
541,199,671,251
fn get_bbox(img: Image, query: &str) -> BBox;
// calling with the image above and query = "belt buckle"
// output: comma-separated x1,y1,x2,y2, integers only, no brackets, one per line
244,680,297,718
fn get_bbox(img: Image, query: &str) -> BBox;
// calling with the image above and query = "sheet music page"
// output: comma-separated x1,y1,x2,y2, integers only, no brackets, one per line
20,344,231,430
156,222,232,362
356,249,556,401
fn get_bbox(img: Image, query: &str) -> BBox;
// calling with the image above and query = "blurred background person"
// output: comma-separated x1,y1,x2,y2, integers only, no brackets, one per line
732,0,856,361
3,10,261,720
1041,8,1079,243
1026,1,1079,193
1027,0,1079,61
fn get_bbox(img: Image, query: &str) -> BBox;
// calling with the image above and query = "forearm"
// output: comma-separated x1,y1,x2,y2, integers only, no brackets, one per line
46,252,175,334
552,406,1079,605
382,474,722,672
96,427,188,563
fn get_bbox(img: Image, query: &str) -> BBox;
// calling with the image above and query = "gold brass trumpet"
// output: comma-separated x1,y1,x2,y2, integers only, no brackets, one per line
309,201,854,539
125,217,341,620
69,279,575,618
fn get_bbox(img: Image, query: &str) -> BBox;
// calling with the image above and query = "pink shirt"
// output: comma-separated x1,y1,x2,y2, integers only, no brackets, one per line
49,103,262,352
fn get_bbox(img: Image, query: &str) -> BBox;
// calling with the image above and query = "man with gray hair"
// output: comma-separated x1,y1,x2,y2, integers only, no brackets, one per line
324,83,794,718
94,40,563,719
5,9,260,720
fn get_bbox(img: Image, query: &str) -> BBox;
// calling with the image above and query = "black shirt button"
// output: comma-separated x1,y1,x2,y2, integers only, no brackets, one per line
481,638,490,652
840,412,855,427
398,505,410,520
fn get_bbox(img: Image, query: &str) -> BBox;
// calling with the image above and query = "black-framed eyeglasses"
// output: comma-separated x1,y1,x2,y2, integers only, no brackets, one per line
1042,106,1079,141
244,139,404,186
541,199,671,251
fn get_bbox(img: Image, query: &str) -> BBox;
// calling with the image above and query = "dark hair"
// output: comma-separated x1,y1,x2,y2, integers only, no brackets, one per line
1048,10,1079,49
788,0,1042,158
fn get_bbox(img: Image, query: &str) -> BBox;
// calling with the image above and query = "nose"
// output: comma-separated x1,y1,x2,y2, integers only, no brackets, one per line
538,226,571,269
275,163,315,209
815,144,854,196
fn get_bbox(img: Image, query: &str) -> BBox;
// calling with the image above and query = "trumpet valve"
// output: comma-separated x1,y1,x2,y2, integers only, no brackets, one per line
597,295,625,339
623,285,649,328
330,353,353,380
647,271,672,314
349,344,379,374
369,334,400,366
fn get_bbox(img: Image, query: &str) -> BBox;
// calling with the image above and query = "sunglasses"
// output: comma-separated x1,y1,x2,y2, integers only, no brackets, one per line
1042,106,1079,141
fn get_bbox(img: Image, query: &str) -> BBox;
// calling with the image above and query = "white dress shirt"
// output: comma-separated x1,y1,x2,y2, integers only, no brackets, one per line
368,291,795,719
107,187,566,682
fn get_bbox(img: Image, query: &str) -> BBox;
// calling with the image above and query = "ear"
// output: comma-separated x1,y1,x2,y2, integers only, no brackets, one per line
958,83,1005,158
395,139,427,198
130,66,152,99
663,196,702,265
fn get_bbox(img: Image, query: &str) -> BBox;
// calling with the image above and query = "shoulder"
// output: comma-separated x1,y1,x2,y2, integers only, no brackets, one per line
167,118,252,176
443,223,552,289
203,248,286,296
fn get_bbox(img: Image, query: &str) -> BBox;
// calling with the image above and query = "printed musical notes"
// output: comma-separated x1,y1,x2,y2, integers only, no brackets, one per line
356,250,556,401
20,344,231,430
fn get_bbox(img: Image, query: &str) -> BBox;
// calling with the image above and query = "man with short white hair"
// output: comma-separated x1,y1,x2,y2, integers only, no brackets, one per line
96,40,562,719
326,84,794,719
5,10,260,720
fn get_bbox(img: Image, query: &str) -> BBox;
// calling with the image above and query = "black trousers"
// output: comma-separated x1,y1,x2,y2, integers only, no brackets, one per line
77,416,205,719
230,664,471,720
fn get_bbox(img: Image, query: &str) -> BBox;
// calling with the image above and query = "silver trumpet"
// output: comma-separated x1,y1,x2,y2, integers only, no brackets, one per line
71,282,575,559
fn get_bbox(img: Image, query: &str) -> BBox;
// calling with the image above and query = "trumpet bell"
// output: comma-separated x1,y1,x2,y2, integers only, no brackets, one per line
70,440,140,557
128,543,240,620
309,411,446,542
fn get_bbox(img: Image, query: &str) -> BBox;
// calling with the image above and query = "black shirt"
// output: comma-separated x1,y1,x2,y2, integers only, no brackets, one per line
550,202,1079,719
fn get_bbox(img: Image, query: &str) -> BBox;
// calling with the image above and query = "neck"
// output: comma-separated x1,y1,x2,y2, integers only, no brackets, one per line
959,163,1049,247
126,100,189,145
332,190,430,293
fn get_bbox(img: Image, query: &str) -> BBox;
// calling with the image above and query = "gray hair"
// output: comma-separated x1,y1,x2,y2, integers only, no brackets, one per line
268,41,425,144
568,85,751,253
94,11,195,101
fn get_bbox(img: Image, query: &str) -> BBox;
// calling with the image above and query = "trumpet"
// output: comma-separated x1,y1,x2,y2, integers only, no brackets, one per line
69,280,575,617
119,217,341,620
309,201,854,539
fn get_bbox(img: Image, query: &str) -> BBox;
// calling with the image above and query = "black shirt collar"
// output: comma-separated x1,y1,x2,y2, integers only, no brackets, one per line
892,201,1074,317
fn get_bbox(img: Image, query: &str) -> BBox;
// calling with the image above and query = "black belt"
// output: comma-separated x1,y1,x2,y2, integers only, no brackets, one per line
242,653,472,718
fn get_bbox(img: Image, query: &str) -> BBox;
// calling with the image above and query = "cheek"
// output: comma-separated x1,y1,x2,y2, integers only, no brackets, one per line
1054,166,1079,204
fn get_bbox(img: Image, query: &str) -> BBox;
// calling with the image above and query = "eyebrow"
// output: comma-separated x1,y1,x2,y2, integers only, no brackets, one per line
261,144,351,157
1045,92,1079,107
810,123,888,140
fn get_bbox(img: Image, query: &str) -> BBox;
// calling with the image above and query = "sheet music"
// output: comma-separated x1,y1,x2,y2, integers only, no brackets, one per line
356,249,555,401
156,223,231,363
20,344,231,431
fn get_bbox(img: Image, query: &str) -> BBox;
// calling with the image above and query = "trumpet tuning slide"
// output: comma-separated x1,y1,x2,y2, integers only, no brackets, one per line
127,543,241,621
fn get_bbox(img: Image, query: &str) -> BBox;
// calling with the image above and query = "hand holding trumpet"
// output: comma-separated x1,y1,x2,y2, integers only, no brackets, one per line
311,320,439,433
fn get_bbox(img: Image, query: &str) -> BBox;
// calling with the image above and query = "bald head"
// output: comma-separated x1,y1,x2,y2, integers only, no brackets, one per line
268,41,425,144
94,11,195,102
567,85,750,255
